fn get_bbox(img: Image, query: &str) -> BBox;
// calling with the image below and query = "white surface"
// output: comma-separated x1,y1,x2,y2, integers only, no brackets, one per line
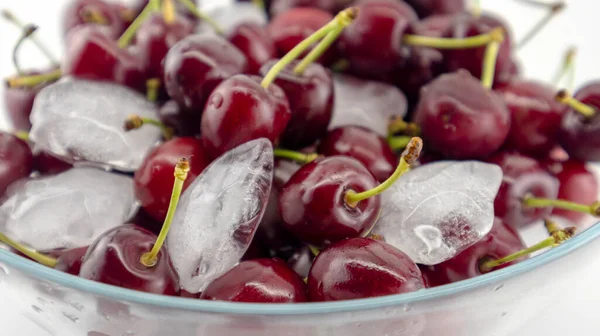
0,0,599,335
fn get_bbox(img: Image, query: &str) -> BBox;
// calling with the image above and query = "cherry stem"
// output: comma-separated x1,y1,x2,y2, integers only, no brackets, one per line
146,78,161,102
472,0,481,17
12,24,38,75
345,137,423,207
1,10,59,66
5,68,62,88
118,0,160,49
555,90,596,119
140,158,190,267
119,7,137,23
330,59,350,73
294,15,354,75
0,233,57,268
517,1,565,49
124,114,174,140
523,196,600,217
252,0,265,10
388,117,421,136
162,0,177,24
403,27,504,49
388,136,412,152
552,47,576,91
261,7,359,89
82,6,109,25
273,148,319,164
14,131,29,142
177,0,224,35
479,226,576,273
480,28,505,89
308,245,320,257
544,218,561,235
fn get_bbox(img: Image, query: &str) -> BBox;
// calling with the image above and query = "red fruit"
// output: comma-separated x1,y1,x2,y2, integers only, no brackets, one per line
79,224,179,295
0,132,33,196
200,258,308,303
4,69,56,131
33,151,72,175
229,23,277,75
134,137,211,222
157,100,200,137
200,74,291,159
308,237,424,301
551,160,599,223
404,0,466,18
63,0,125,39
270,0,338,16
54,246,89,275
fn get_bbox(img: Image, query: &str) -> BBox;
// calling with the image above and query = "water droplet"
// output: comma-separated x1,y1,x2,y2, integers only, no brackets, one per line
209,93,224,109
494,284,504,291
36,297,47,304
31,305,43,313
501,312,507,317
62,312,79,323
402,304,411,312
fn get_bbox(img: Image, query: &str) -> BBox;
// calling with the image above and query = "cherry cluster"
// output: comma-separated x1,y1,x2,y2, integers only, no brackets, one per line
0,0,597,304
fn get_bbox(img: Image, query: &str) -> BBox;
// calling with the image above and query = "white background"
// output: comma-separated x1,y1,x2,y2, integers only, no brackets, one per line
0,0,599,335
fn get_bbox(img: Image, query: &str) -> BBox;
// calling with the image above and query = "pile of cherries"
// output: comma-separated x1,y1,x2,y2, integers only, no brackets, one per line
1,0,599,304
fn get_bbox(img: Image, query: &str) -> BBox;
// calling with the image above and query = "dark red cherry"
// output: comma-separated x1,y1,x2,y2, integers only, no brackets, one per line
135,13,195,78
229,23,277,75
63,26,146,91
134,137,211,222
267,7,335,64
163,34,248,111
4,69,56,131
54,246,89,275
129,207,163,235
200,74,291,159
308,237,424,301
79,224,179,295
270,0,338,16
496,79,567,157
279,156,380,246
442,13,513,84
558,82,600,161
422,218,526,287
0,132,33,196
550,160,599,223
404,0,466,18
412,70,510,159
417,14,455,36
63,0,125,40
260,60,334,149
338,0,418,76
157,100,200,137
200,258,308,303
488,151,559,228
33,151,72,175
318,126,398,182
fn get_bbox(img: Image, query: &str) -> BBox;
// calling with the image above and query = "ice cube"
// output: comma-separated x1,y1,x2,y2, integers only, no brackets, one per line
197,2,268,35
29,78,162,172
329,74,408,137
0,168,137,251
167,139,274,293
374,161,503,265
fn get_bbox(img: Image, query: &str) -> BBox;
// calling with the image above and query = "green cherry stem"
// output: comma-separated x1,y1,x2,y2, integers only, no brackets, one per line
146,78,161,102
140,158,190,267
552,47,576,91
308,245,321,257
12,24,38,75
5,68,62,88
388,116,421,136
555,90,596,119
388,136,412,152
124,114,174,140
81,6,109,25
252,0,265,10
523,196,600,217
177,0,224,35
117,0,160,49
479,226,576,273
1,10,59,66
472,0,481,17
345,137,423,207
0,233,57,268
480,28,505,89
517,1,565,49
261,7,359,89
162,0,176,24
403,27,504,49
14,131,29,142
273,149,319,164
544,218,562,236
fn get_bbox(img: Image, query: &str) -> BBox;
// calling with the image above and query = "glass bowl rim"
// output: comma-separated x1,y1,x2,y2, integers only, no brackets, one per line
0,222,597,315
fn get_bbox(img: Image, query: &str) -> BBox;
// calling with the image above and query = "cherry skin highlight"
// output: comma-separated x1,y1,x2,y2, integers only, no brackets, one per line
200,258,308,303
229,23,277,75
279,156,380,247
79,224,179,295
308,237,425,301
0,132,33,197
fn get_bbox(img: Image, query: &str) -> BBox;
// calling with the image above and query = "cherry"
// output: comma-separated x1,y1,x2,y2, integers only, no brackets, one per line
53,246,89,275
130,207,163,236
338,0,418,76
416,14,455,36
413,70,510,159
0,132,33,196
229,23,277,75
487,151,559,228
259,60,334,149
163,34,248,111
308,237,425,301
134,137,211,222
200,258,308,303
495,79,567,157
318,126,398,182
270,0,338,16
405,0,465,18
556,85,600,161
33,150,72,175
157,100,200,137
135,13,195,78
549,160,599,223
63,26,146,91
63,0,125,40
79,224,180,295
422,218,526,287
4,70,54,131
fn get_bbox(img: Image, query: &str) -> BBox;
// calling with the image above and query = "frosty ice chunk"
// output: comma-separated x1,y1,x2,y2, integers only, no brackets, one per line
329,74,408,137
167,139,274,293
29,78,161,172
374,161,503,265
0,168,137,251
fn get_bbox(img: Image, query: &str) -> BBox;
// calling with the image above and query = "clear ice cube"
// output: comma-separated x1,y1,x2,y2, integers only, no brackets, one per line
0,168,137,251
374,161,503,265
29,78,162,172
167,139,274,293
329,74,408,137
